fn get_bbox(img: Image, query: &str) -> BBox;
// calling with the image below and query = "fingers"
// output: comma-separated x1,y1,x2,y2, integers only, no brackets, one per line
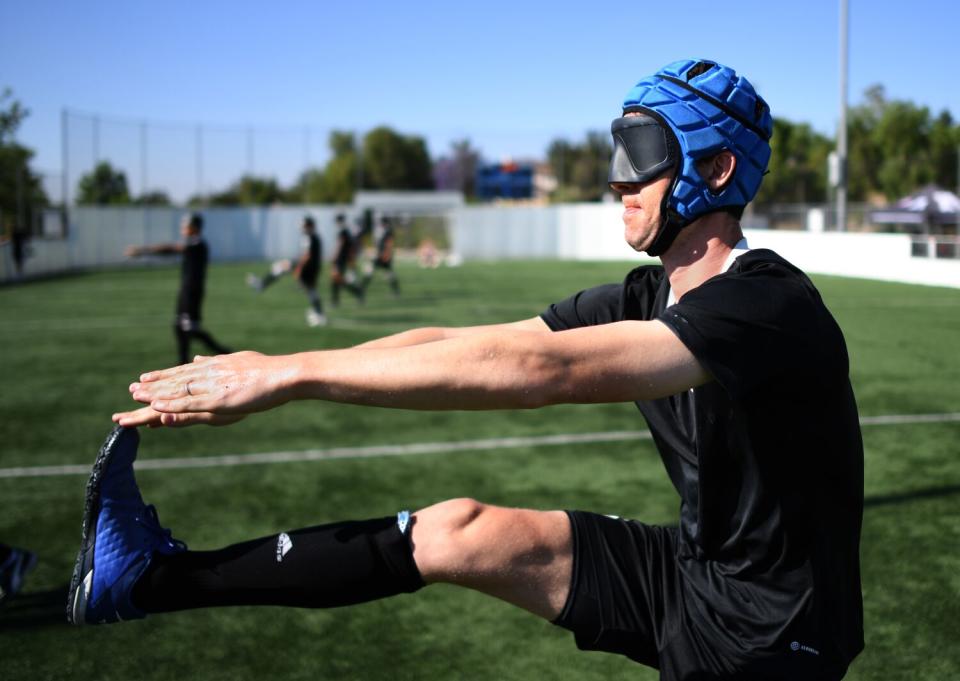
138,356,213,382
160,412,247,428
112,406,164,428
130,378,209,405
150,395,215,413
112,407,245,429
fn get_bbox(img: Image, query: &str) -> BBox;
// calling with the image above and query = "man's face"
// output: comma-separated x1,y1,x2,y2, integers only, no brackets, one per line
611,174,672,253
608,110,676,254
180,219,196,237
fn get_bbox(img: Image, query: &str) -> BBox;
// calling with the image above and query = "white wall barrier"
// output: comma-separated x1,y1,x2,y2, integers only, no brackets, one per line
450,204,960,289
1,205,352,281
4,204,958,289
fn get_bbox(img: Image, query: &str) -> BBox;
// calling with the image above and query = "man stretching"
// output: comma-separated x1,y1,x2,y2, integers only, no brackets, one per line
71,60,863,680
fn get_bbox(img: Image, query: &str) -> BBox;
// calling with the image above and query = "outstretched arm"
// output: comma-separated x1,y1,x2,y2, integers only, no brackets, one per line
125,242,184,257
354,317,549,349
113,320,710,428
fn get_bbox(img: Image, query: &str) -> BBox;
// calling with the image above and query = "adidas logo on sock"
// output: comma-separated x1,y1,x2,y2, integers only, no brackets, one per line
276,532,293,562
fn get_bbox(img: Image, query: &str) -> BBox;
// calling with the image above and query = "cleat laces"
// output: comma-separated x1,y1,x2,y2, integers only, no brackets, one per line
139,505,187,553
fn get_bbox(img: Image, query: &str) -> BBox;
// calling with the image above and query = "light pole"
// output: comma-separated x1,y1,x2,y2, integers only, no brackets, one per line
836,0,849,231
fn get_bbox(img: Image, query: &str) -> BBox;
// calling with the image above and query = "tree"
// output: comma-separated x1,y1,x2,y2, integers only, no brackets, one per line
133,191,172,206
433,139,480,198
313,130,360,204
287,168,327,203
754,119,832,205
208,175,282,206
361,127,433,191
929,111,960,192
77,161,131,205
846,84,960,201
546,132,611,202
0,89,48,231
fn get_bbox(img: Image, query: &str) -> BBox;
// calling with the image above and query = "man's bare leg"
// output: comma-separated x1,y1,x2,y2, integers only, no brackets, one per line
410,499,573,620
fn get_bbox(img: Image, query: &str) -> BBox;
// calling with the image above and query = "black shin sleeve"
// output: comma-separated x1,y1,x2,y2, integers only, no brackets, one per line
132,515,424,613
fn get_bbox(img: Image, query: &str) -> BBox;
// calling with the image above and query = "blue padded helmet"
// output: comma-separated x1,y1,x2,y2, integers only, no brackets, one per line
618,59,772,255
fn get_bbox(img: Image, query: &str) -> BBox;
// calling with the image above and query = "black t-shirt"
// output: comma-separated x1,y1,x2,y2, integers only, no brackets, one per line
376,226,394,263
541,249,864,667
299,233,322,280
334,228,352,269
177,236,208,318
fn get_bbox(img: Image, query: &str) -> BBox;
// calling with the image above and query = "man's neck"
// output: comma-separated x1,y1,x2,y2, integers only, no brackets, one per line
660,213,744,301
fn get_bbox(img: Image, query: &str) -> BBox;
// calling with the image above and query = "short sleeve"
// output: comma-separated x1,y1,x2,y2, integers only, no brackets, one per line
657,258,843,398
541,284,622,331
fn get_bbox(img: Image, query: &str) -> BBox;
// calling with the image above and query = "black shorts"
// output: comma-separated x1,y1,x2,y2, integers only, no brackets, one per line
553,511,845,681
298,266,319,288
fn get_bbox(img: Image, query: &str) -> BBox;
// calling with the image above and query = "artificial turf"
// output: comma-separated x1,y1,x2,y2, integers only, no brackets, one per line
1,258,958,680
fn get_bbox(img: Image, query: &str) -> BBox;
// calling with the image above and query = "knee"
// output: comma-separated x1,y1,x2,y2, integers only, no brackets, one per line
410,498,488,577
422,497,486,537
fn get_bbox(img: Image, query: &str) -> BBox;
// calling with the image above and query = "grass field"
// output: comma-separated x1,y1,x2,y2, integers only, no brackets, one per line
1,258,958,680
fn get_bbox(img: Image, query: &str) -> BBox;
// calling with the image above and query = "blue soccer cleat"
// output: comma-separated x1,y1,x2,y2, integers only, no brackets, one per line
67,426,186,625
0,545,38,606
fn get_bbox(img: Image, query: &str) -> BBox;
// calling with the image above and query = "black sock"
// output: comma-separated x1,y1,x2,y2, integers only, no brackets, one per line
131,515,424,613
174,326,190,365
190,329,232,356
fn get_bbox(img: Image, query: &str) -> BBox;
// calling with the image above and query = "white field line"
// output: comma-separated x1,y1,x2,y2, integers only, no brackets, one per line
2,412,959,480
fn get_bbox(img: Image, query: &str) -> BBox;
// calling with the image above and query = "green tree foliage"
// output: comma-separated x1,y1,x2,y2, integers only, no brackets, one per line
287,168,327,203
547,131,611,202
287,131,358,204
846,85,960,201
432,138,480,198
323,131,359,203
0,89,48,229
361,127,433,191
754,119,833,205
76,161,130,205
133,190,172,206
207,175,282,205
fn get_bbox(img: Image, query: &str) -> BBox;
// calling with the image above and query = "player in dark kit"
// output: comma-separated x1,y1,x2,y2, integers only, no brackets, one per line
0,543,37,605
361,215,400,296
294,216,326,327
71,60,863,680
126,213,233,365
247,216,327,327
330,213,364,306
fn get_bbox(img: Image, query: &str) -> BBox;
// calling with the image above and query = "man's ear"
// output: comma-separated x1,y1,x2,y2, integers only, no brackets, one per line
698,150,737,193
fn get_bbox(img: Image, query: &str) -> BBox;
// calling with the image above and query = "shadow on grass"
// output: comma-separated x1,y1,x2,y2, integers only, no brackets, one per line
0,584,69,630
865,483,960,508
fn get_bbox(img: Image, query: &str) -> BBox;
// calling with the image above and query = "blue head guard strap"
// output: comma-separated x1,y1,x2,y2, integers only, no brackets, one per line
614,59,773,256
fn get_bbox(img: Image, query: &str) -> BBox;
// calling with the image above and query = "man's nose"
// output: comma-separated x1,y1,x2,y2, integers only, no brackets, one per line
609,182,642,196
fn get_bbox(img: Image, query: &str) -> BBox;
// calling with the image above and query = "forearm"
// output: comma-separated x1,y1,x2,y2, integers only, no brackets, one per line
291,332,558,410
129,243,181,257
355,317,551,350
354,327,455,349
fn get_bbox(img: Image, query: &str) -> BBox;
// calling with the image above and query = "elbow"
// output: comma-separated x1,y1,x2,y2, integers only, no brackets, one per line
511,353,572,409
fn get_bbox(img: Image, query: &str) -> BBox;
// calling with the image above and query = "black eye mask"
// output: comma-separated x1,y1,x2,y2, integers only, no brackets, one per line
608,112,678,187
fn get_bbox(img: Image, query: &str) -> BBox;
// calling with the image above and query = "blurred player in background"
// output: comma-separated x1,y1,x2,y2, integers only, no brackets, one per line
1,225,30,280
330,213,364,306
126,212,233,365
71,60,863,680
247,215,326,327
0,543,36,606
361,215,400,296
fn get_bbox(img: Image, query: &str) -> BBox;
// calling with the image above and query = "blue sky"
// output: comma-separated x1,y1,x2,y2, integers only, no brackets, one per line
2,0,959,200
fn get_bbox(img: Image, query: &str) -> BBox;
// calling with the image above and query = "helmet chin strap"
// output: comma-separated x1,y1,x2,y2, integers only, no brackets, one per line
644,210,688,257
643,166,689,258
